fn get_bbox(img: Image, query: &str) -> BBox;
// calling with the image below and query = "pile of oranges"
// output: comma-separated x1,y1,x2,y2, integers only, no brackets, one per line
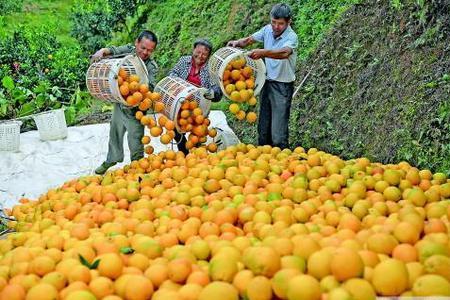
117,68,161,109
1,144,450,299
118,70,218,154
222,58,258,123
175,99,218,152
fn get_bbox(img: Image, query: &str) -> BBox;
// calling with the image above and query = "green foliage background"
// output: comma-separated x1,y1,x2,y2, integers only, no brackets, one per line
1,0,450,173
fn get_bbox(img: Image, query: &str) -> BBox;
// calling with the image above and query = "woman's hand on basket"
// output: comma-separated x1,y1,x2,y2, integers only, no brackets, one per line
204,88,215,100
227,40,239,48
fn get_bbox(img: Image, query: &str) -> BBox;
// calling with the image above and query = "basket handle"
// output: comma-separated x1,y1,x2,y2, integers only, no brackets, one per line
89,53,131,62
134,55,151,84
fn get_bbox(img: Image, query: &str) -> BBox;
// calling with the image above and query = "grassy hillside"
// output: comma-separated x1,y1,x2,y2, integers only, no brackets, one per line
290,0,450,173
111,0,360,142
112,0,359,76
0,0,77,45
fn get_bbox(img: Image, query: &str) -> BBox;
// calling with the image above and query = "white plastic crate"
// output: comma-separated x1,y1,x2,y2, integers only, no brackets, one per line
0,121,22,152
86,54,148,106
32,109,67,141
208,47,266,99
154,76,210,132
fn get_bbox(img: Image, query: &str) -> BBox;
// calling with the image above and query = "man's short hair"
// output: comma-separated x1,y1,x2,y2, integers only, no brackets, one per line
137,30,158,45
193,38,213,55
270,3,292,21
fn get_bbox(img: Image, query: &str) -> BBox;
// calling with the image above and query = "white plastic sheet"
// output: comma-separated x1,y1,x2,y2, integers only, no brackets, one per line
0,111,235,208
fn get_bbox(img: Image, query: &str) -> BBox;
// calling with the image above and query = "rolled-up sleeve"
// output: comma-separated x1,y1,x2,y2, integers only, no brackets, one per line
108,44,134,56
251,26,266,43
282,32,298,50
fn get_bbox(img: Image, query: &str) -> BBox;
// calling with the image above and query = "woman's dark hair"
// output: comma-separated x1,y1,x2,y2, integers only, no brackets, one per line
193,38,213,55
137,30,158,45
270,3,292,21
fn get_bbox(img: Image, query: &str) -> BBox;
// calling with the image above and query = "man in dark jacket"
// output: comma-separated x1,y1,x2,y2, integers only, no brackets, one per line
90,30,158,174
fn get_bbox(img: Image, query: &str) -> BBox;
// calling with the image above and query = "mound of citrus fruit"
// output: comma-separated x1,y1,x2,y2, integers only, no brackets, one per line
1,144,450,299
120,71,217,153
117,68,161,109
222,57,258,124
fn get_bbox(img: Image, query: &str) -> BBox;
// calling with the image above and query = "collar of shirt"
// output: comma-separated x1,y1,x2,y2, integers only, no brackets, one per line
130,46,152,64
189,57,206,74
270,25,293,40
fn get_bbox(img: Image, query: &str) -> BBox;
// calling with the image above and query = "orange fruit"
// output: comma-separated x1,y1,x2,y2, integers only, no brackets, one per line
160,134,172,145
272,269,301,299
225,84,236,95
150,126,163,137
97,253,124,280
242,247,281,277
120,84,130,97
246,112,257,123
230,70,241,81
30,255,55,276
129,74,140,83
129,81,140,93
168,258,191,283
242,66,253,78
132,92,143,103
198,281,238,300
135,111,144,120
208,255,238,282
89,276,115,299
342,278,376,300
392,244,418,263
0,283,26,300
245,79,255,89
68,265,91,284
70,223,90,240
149,92,161,102
307,250,332,279
41,271,67,291
124,275,154,300
207,143,218,153
372,259,409,296
65,291,97,300
246,276,272,300
412,274,450,296
154,101,164,112
26,283,58,300
118,68,128,79
127,95,139,106
235,81,246,91
286,275,321,300
330,247,364,281
141,136,151,145
230,91,241,102
138,101,150,112
139,84,149,94
144,264,168,288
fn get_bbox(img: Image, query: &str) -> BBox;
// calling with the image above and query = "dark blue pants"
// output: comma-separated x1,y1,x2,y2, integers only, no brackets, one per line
258,80,294,149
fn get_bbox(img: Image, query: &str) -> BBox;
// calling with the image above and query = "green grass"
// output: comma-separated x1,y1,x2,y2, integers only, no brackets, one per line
0,0,77,46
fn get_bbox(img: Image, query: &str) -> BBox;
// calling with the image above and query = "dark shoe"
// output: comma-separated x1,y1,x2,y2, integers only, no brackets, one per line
94,162,117,175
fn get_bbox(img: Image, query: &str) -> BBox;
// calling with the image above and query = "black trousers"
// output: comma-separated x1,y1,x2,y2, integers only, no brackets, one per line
258,80,294,149
174,130,189,155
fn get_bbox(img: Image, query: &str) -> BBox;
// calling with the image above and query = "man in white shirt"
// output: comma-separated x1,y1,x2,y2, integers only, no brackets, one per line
228,3,298,149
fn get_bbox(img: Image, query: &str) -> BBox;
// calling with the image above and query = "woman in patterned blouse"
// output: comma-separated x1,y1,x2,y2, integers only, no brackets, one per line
169,38,222,154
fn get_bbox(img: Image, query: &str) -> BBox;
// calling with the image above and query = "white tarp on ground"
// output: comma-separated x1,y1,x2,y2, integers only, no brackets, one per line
0,111,237,209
